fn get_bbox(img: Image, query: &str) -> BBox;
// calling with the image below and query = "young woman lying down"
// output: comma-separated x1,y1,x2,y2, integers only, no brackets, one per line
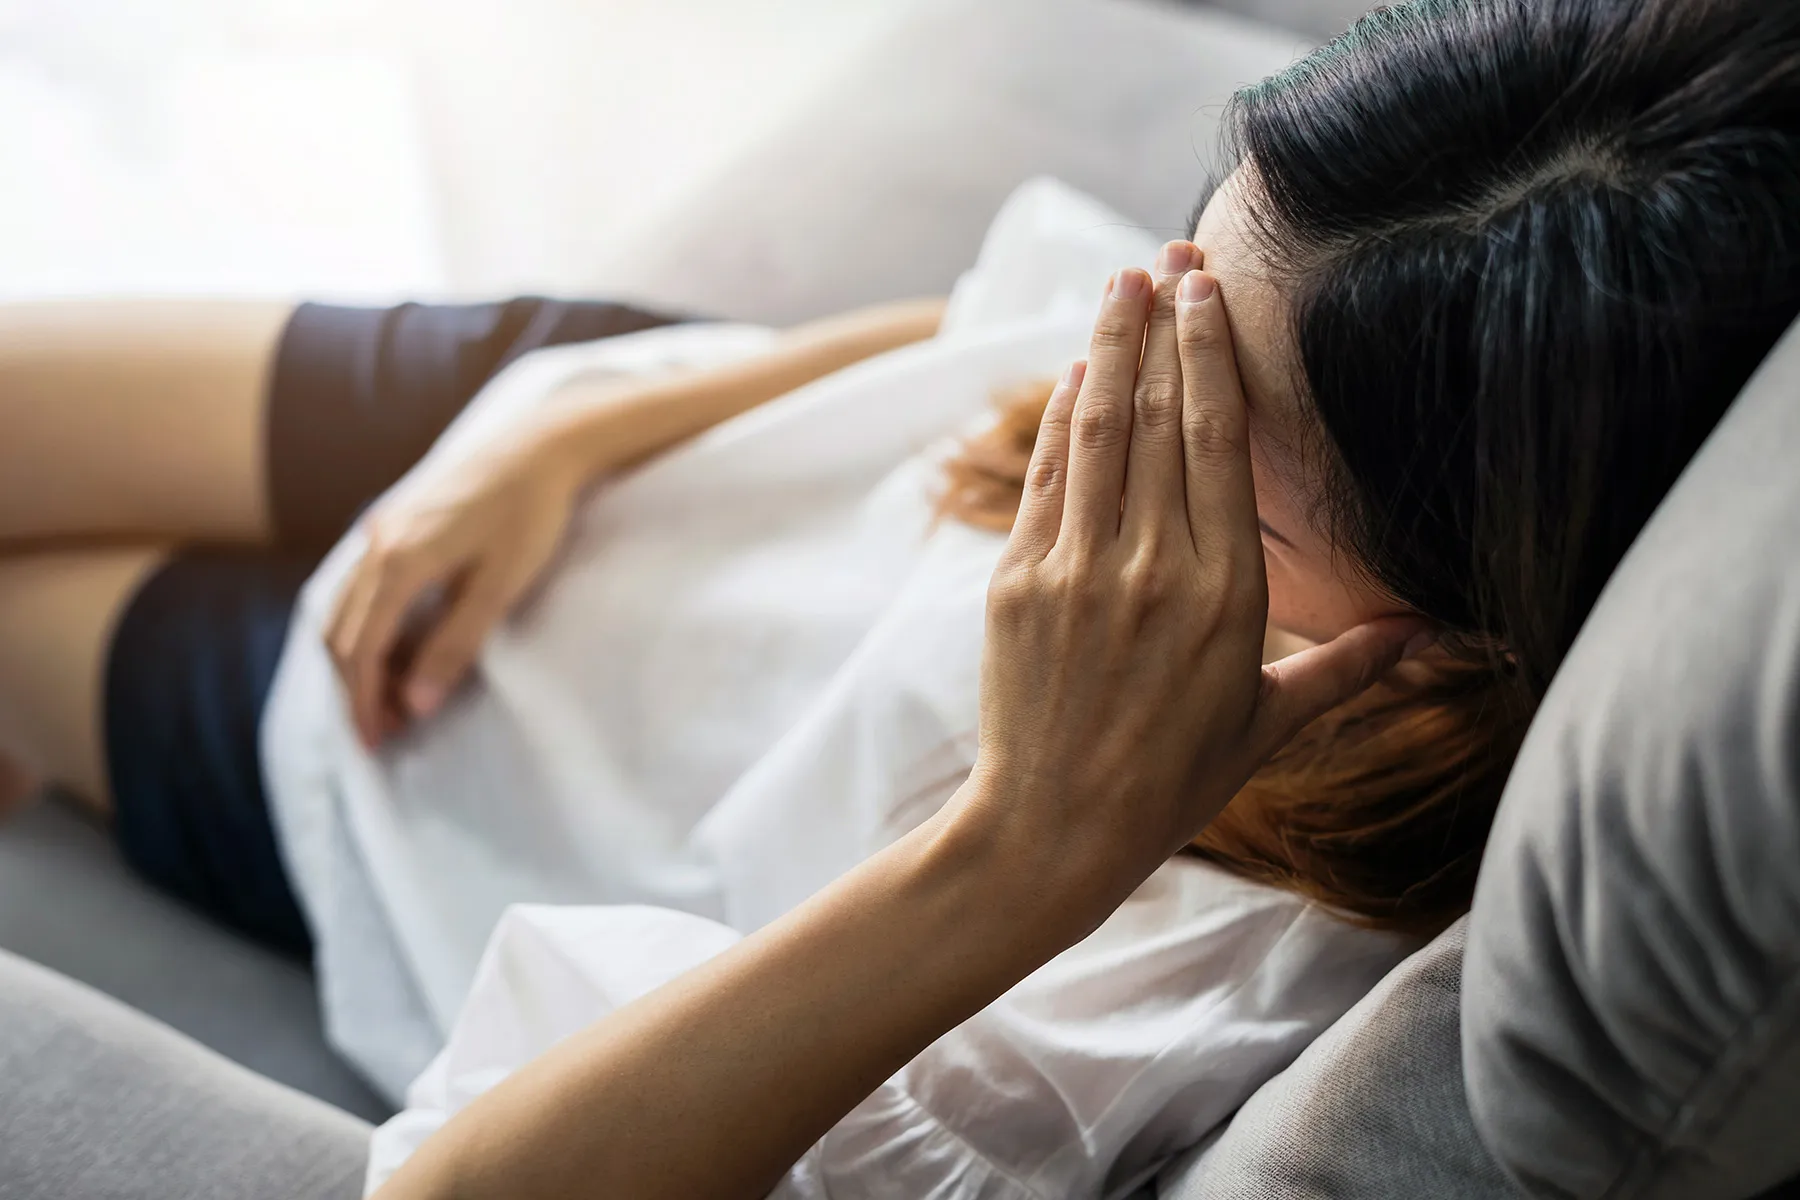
1,0,1796,1195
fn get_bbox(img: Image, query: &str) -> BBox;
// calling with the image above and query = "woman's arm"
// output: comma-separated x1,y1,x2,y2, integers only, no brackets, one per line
532,297,947,484
376,790,1081,1200
370,252,1428,1200
326,297,944,746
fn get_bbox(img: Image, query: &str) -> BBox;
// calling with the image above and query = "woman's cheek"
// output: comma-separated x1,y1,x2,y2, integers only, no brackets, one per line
1261,544,1386,645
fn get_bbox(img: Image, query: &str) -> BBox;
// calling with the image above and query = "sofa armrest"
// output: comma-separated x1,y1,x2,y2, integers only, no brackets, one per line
0,946,370,1200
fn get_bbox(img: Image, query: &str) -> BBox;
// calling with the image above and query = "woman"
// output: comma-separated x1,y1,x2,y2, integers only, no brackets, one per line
4,0,1799,1193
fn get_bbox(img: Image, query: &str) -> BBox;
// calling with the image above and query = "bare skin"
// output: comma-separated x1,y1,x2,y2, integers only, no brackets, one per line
0,548,168,812
0,301,292,816
0,301,290,546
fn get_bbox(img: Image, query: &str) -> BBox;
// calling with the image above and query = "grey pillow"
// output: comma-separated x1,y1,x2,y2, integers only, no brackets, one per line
1463,318,1800,1199
590,0,1311,325
1158,918,1517,1199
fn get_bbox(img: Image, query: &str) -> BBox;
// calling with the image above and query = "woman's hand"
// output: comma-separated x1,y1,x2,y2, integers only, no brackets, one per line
326,430,584,748
324,297,950,751
964,245,1430,919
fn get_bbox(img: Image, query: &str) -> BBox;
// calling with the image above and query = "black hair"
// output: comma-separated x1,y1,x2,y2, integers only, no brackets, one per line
1140,0,1800,931
1227,0,1800,695
938,0,1800,931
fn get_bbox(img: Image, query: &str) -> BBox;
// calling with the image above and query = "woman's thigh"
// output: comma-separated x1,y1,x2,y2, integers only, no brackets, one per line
0,298,685,552
0,302,292,545
0,545,169,812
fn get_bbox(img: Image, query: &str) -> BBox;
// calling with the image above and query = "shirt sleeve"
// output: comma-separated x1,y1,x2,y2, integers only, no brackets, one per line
804,862,1414,1197
365,864,1414,1199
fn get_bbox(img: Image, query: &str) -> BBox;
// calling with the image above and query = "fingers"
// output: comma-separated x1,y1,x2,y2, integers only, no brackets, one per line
1006,360,1085,563
1174,270,1260,560
1120,242,1200,540
401,567,516,720
1063,269,1152,554
1251,617,1436,757
325,566,386,747
326,547,437,749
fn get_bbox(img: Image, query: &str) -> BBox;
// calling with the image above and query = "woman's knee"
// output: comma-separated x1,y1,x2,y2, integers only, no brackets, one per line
0,545,169,814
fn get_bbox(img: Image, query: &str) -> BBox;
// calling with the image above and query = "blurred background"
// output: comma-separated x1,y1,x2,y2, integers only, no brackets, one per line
0,0,1350,307
0,0,920,301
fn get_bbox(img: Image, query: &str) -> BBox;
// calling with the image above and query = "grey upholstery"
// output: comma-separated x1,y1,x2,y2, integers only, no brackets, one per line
1463,317,1800,1199
1175,0,1372,39
0,946,368,1200
595,0,1313,326
0,800,389,1122
1158,919,1518,1199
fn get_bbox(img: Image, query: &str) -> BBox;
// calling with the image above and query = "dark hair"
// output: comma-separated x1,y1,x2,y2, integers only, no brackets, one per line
941,0,1800,933
1233,0,1800,696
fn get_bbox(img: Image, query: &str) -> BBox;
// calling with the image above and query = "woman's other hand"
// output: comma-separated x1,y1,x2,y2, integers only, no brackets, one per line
325,431,583,748
964,245,1431,921
322,297,951,751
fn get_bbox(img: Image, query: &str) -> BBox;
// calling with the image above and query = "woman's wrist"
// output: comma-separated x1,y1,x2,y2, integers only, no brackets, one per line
930,769,1144,954
510,389,637,495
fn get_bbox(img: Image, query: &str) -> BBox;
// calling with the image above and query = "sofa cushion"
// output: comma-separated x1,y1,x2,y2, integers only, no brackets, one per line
1462,318,1800,1198
0,946,368,1200
590,0,1310,326
1182,0,1372,40
1157,918,1517,1199
0,800,390,1122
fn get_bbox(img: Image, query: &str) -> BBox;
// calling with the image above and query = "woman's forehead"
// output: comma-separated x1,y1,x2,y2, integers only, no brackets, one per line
1190,172,1309,463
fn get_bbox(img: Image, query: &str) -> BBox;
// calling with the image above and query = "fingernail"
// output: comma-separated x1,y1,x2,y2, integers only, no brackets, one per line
1156,241,1197,276
1113,268,1149,299
406,680,445,718
1178,270,1216,304
1402,629,1439,660
1060,360,1088,388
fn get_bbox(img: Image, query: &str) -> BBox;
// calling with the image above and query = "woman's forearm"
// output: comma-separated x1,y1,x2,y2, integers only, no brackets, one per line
533,297,947,487
372,780,1096,1200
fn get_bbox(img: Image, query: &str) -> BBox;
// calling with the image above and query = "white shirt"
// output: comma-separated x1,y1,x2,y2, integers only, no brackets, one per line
260,179,1416,1198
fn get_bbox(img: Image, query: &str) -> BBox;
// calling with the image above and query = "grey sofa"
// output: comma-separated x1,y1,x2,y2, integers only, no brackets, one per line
0,948,368,1200
8,1,1798,1197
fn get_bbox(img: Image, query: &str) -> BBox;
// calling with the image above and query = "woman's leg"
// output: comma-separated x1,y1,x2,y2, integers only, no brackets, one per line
0,298,686,953
0,297,691,804
0,543,318,955
0,301,292,544
0,545,168,814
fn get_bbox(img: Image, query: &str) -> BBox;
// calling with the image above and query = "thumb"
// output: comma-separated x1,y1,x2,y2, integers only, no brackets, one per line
402,568,515,720
1251,617,1436,757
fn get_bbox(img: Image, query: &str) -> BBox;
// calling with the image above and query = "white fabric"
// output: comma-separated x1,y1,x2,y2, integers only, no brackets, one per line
261,178,1415,1196
370,876,1410,1199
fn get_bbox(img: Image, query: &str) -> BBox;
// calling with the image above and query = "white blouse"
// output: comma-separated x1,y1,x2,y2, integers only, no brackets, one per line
259,179,1417,1198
